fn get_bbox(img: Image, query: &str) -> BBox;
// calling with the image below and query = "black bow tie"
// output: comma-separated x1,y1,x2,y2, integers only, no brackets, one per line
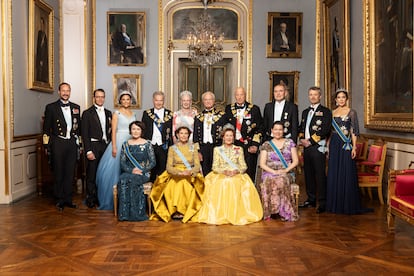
235,104,245,109
203,109,213,114
309,107,314,111
60,102,69,107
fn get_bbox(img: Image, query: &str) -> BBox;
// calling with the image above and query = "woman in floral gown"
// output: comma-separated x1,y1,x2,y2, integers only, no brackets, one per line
259,121,299,221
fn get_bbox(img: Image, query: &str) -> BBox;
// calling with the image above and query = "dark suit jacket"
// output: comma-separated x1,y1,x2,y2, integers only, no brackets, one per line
224,102,263,147
299,104,332,146
263,100,298,142
81,105,112,154
273,31,296,52
142,108,173,146
193,108,227,146
43,100,81,148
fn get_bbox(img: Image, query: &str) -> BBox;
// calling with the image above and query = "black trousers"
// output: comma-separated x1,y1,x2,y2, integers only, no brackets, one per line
303,145,327,207
234,140,258,182
51,136,77,204
85,141,107,204
150,144,167,182
199,143,214,176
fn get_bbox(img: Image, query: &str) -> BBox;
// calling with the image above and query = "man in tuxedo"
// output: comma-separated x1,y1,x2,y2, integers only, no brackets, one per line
142,91,173,182
43,82,81,211
263,83,299,142
299,86,332,213
225,87,263,181
193,91,226,175
112,23,143,64
81,89,112,208
272,22,296,52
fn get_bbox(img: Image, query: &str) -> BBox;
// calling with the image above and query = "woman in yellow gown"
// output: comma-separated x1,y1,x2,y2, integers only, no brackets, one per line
150,126,204,222
198,124,263,225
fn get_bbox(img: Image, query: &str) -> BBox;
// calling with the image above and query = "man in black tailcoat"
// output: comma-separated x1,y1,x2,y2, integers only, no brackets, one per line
299,86,332,213
142,91,173,182
224,86,263,181
81,88,112,208
43,82,81,211
263,83,299,142
193,91,226,175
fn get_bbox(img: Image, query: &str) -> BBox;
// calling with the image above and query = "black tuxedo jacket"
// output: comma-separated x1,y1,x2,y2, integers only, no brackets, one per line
193,108,227,146
81,105,112,153
224,102,263,147
263,100,298,142
299,104,332,146
43,100,81,147
142,108,173,146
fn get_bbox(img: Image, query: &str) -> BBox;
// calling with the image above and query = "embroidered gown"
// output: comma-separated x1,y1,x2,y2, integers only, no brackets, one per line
259,139,298,221
172,109,197,142
198,145,263,225
118,140,155,221
96,111,136,210
326,109,367,214
150,143,204,223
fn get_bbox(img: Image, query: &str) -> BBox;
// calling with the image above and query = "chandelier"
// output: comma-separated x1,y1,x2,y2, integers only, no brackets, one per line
186,0,224,67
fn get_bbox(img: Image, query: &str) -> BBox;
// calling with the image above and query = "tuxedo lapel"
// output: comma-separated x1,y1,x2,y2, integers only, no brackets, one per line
55,101,67,130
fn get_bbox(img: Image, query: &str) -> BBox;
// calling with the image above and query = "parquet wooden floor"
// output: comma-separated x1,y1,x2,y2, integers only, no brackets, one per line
0,190,413,275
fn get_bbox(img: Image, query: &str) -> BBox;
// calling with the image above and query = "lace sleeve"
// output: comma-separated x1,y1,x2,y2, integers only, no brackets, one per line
120,143,134,173
349,109,360,136
145,142,156,172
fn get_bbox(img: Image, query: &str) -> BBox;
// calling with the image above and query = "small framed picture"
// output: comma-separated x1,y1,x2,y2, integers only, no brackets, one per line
113,74,141,109
268,71,300,104
28,0,54,92
267,12,302,58
107,12,146,66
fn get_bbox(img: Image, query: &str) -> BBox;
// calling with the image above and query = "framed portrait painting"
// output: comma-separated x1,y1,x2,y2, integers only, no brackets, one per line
113,74,141,109
108,12,146,66
267,12,302,58
28,0,54,92
268,71,300,104
323,0,350,108
364,0,414,131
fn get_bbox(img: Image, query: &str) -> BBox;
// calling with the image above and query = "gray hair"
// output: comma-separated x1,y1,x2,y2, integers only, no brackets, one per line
180,90,193,100
201,91,215,101
152,91,165,99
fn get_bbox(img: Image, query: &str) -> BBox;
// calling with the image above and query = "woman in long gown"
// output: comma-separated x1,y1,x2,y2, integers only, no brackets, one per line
96,91,136,210
198,124,263,225
259,121,299,221
150,126,204,223
172,90,197,143
118,121,155,221
326,89,369,214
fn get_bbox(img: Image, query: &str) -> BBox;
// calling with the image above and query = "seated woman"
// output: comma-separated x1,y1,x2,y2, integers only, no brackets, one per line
118,121,155,221
150,125,204,223
198,124,263,225
259,121,299,221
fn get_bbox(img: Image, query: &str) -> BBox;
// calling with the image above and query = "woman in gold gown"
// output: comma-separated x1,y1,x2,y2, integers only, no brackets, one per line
198,124,263,225
150,126,204,222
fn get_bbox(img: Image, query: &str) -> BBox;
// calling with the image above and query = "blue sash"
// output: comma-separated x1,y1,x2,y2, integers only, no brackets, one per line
217,147,239,171
172,145,192,171
332,118,352,150
268,140,295,179
122,141,149,177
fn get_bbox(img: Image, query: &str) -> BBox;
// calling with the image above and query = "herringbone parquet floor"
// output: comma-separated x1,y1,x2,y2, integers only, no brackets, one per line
0,187,413,275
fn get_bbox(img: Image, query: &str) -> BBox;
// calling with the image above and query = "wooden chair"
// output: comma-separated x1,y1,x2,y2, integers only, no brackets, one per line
357,141,387,205
387,164,414,233
113,182,153,217
355,137,368,161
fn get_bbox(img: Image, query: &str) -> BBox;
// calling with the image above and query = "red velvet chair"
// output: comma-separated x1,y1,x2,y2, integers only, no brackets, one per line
387,167,414,233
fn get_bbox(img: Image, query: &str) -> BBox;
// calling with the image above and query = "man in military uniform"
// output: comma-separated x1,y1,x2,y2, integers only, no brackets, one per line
43,82,81,211
142,91,173,182
224,87,263,181
299,86,332,213
193,91,226,175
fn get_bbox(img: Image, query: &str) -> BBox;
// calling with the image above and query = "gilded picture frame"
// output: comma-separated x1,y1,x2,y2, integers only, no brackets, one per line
323,0,350,108
108,12,146,66
364,0,414,132
268,71,300,104
267,12,302,58
28,0,54,92
113,74,141,109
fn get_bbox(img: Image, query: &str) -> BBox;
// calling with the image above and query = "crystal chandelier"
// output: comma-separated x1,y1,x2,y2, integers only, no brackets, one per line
186,0,224,67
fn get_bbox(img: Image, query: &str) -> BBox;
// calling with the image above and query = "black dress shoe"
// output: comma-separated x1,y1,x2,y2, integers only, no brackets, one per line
56,203,64,212
316,206,326,213
299,201,316,208
86,201,94,208
65,202,78,209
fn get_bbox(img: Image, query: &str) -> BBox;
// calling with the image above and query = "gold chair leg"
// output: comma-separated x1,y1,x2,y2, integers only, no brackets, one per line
113,185,118,217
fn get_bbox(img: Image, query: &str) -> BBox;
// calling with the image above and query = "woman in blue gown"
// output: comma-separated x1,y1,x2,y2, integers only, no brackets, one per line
96,91,136,210
326,89,369,214
118,121,155,221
